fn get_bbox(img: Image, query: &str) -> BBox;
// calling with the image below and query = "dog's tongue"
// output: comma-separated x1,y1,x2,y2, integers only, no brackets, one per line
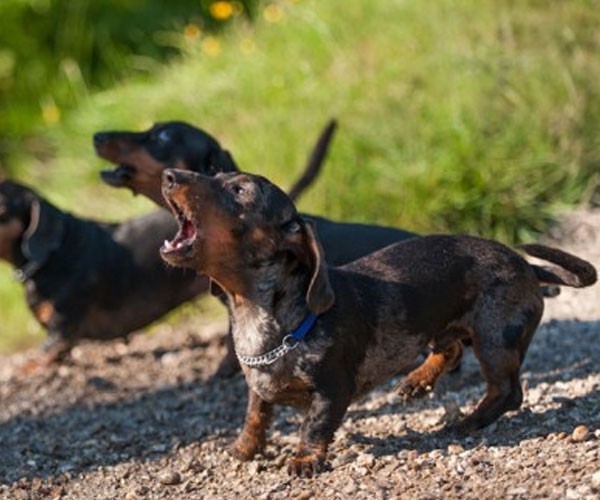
163,218,197,253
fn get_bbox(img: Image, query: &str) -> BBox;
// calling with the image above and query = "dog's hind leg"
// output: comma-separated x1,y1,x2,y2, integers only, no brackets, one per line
455,300,542,432
396,337,464,399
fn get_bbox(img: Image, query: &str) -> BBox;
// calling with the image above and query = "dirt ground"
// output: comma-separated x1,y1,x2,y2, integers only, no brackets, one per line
1,209,599,499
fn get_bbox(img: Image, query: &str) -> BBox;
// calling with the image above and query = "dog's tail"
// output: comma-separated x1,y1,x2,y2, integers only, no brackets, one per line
519,243,597,288
287,119,337,202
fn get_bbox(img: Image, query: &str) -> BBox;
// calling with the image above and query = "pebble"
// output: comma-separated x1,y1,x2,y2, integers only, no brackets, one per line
506,485,527,496
591,470,600,489
356,454,375,468
447,443,464,455
293,491,314,500
158,470,182,486
571,424,590,442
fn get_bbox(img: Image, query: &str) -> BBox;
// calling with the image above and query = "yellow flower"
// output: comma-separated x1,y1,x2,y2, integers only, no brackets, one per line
184,23,201,41
210,1,234,20
202,36,222,56
41,102,60,124
263,3,284,23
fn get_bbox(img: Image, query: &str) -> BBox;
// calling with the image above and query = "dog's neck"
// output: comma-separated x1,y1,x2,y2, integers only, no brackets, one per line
227,266,310,359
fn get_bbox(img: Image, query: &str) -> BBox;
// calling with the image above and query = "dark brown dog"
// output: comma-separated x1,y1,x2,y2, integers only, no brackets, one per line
94,120,418,376
0,180,206,365
159,168,596,477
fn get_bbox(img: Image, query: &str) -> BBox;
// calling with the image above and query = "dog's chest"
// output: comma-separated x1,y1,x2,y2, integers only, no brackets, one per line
244,365,313,407
232,309,321,406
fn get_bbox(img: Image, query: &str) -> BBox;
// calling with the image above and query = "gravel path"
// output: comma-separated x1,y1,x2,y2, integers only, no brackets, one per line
1,209,599,499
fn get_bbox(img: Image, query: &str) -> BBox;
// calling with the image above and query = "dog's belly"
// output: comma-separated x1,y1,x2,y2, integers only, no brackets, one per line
354,331,424,396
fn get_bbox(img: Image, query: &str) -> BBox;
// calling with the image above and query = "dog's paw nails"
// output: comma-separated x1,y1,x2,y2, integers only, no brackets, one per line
396,378,433,400
287,454,328,477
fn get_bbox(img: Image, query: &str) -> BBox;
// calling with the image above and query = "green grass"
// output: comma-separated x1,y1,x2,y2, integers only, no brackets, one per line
2,0,600,352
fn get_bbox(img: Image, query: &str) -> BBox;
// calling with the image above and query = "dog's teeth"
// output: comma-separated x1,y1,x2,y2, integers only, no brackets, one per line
163,239,174,251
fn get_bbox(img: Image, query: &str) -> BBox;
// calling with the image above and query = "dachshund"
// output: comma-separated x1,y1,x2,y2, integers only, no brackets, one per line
94,119,336,207
0,180,205,366
158,168,596,476
94,120,418,375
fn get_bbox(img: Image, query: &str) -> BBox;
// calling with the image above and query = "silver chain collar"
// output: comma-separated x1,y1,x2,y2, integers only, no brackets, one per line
237,334,299,367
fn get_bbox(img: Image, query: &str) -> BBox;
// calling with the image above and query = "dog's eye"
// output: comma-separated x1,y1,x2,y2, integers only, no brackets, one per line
230,184,245,195
282,219,301,234
156,130,171,144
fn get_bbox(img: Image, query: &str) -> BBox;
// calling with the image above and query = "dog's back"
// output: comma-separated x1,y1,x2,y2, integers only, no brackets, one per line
321,235,541,394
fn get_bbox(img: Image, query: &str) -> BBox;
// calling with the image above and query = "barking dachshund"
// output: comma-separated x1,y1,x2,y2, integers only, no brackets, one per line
159,168,596,476
0,180,205,365
94,120,418,376
94,119,336,206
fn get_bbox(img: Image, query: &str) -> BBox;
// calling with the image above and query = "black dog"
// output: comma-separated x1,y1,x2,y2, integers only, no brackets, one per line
94,119,336,207
159,169,596,476
93,120,417,265
0,180,206,365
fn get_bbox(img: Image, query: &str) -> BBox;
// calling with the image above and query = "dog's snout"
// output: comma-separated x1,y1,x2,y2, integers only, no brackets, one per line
163,169,178,190
93,132,108,147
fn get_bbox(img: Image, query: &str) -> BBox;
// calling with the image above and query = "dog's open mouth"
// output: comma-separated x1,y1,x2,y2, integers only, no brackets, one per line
161,198,198,257
100,165,134,187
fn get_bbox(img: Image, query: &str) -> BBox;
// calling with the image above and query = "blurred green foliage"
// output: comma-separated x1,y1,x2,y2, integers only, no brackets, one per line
0,0,258,171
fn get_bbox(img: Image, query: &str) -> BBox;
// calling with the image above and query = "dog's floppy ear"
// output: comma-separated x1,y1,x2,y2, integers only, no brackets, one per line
286,217,335,315
21,198,66,264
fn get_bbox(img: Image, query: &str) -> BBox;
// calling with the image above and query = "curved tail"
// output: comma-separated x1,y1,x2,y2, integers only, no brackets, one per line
287,119,338,202
519,243,597,288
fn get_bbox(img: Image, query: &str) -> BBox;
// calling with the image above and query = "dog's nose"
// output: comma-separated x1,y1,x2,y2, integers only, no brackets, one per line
163,169,178,190
93,132,108,147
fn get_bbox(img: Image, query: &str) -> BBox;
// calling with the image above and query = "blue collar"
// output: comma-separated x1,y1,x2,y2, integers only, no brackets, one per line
289,313,318,342
237,312,319,367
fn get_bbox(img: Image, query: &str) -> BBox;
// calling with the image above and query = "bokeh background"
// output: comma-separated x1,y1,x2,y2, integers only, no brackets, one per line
1,0,599,351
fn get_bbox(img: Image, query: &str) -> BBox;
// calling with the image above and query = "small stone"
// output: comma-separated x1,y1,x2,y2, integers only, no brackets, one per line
293,491,314,500
572,424,590,442
506,486,527,496
356,454,375,468
158,470,181,486
591,470,600,489
332,451,358,467
247,461,263,474
447,443,464,455
439,400,463,425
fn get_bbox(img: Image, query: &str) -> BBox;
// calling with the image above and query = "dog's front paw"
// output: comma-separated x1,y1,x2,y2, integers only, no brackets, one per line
396,376,433,400
287,453,328,478
230,434,263,461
